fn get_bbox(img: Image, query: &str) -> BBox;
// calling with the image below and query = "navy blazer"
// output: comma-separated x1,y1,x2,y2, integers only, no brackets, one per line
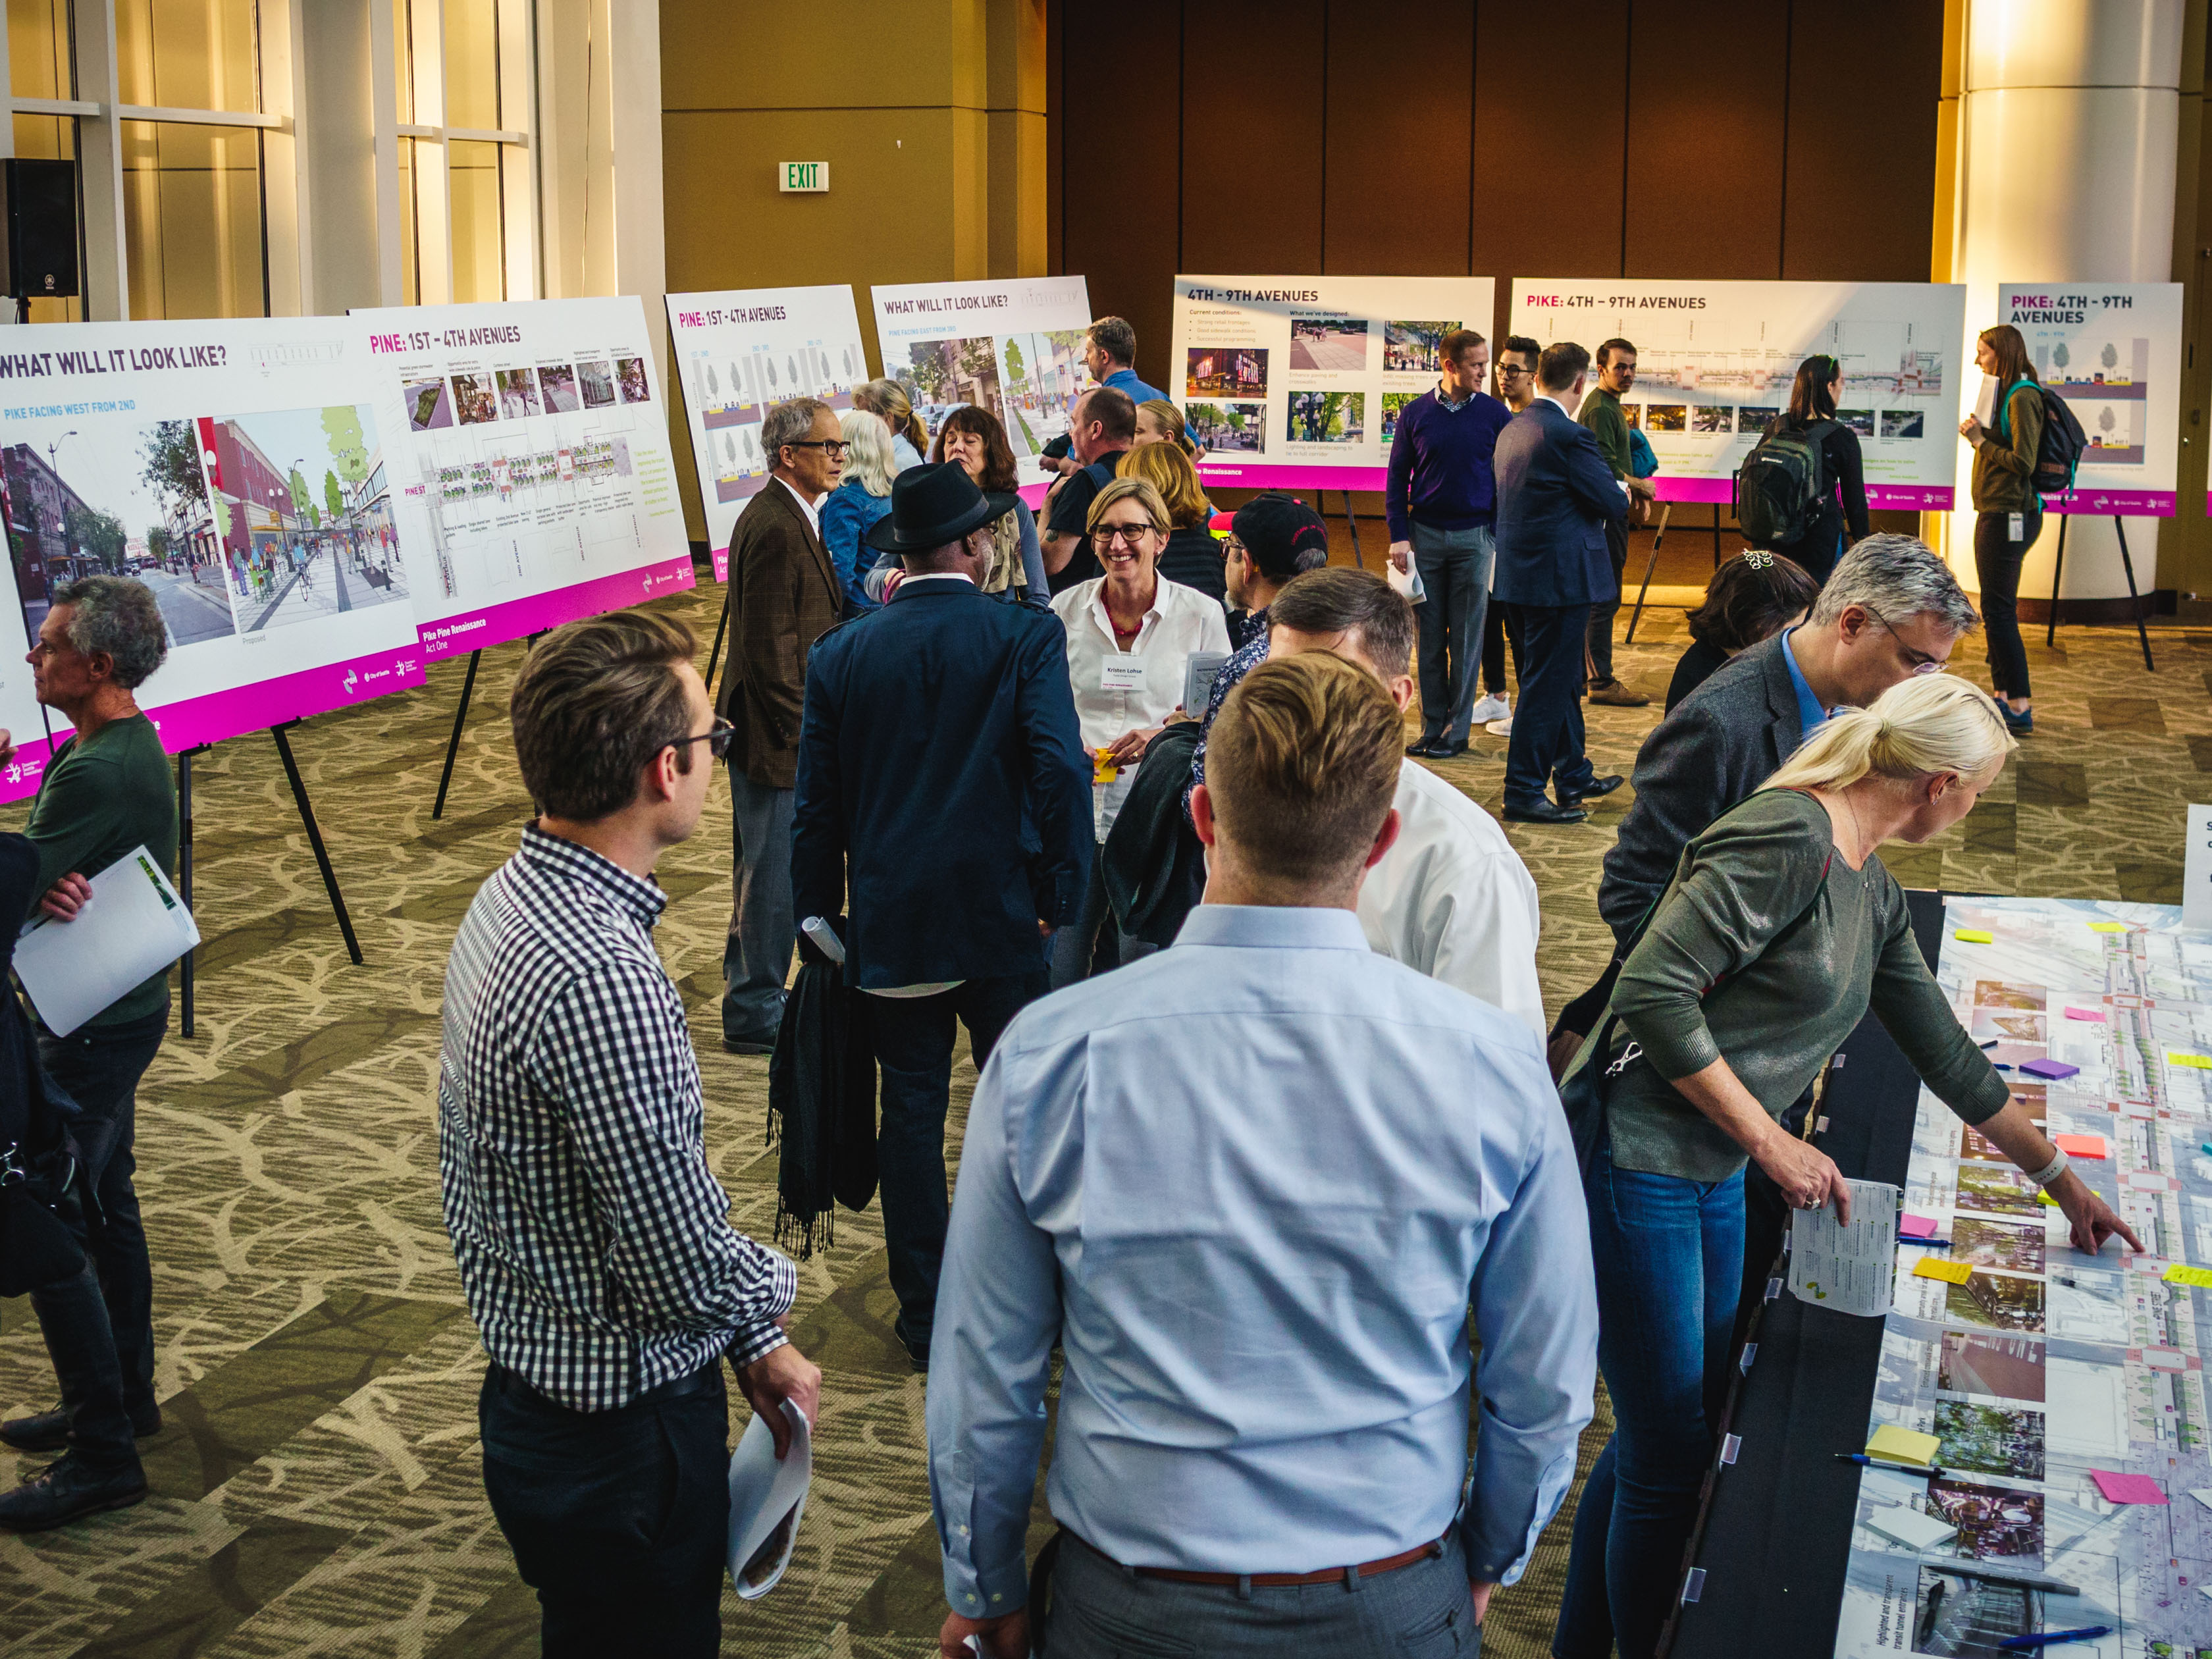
1490,398,1626,608
791,579,1093,989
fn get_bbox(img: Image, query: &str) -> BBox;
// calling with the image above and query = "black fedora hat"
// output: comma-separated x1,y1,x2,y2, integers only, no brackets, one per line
865,462,1019,554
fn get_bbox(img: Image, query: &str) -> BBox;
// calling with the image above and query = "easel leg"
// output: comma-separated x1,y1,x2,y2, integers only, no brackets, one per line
1712,504,1724,567
704,589,731,691
1341,490,1365,569
178,749,196,1038
2045,516,2068,649
1625,502,1672,645
2113,515,2155,673
271,723,364,966
431,648,481,822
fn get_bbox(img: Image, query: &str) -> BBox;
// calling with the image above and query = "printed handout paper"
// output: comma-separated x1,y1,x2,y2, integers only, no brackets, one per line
1791,1180,1903,1317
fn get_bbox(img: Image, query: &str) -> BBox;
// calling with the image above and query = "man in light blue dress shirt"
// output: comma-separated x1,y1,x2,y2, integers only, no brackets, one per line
927,652,1598,1658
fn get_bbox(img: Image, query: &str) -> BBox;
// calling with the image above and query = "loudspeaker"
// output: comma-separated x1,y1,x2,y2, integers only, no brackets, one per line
2,159,78,300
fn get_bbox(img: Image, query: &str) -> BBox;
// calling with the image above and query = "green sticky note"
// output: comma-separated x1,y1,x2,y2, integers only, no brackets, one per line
1953,930,1995,944
2171,1053,2212,1070
2166,1264,2212,1289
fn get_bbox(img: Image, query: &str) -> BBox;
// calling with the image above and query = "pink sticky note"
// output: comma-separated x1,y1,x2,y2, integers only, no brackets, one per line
2065,1006,2108,1022
2055,1134,2109,1159
1899,1215,1941,1238
2091,1470,2168,1505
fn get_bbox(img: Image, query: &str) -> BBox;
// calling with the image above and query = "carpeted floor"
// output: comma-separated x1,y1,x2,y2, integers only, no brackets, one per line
0,576,2200,1658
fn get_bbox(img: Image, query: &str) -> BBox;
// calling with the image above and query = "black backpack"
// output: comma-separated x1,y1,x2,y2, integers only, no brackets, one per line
1733,417,1834,547
1999,381,2087,497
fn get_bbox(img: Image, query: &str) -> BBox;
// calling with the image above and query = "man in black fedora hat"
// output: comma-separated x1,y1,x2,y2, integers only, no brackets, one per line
791,463,1092,1370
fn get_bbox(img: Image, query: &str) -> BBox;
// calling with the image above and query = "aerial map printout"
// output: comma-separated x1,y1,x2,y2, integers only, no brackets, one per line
1834,897,2212,1658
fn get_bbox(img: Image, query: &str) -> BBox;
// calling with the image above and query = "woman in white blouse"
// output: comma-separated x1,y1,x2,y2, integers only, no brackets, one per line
1048,476,1232,987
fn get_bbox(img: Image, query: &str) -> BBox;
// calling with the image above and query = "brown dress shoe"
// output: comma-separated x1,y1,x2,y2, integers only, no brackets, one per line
1587,679,1650,708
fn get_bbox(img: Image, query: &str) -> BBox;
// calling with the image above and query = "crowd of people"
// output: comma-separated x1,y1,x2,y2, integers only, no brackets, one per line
0,313,2140,1659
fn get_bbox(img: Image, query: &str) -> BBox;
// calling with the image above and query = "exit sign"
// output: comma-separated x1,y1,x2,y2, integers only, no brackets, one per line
779,161,828,193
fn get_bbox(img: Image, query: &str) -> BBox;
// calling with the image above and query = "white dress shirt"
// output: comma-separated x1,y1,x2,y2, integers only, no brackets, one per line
1049,574,1231,840
776,473,823,540
1359,760,1544,1038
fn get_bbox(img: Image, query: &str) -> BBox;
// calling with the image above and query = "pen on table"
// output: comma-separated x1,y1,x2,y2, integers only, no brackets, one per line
1980,1039,2000,1049
1835,1453,1943,1477
1900,1236,1953,1247
1998,1628,2113,1651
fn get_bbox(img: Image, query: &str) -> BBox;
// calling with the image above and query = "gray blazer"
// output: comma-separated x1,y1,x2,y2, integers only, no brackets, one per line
1597,631,1806,946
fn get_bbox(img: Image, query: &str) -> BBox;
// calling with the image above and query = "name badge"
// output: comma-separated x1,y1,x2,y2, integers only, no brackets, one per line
1100,658,1147,693
2009,512,2024,540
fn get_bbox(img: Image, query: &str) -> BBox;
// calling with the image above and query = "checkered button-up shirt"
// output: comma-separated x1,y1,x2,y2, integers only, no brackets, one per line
439,825,795,1410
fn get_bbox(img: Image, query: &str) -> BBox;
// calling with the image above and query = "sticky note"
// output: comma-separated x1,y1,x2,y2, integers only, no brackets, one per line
2054,1134,2108,1159
2165,1264,2212,1289
1866,1425,1942,1467
2088,922,2129,933
2188,1489,2212,1514
1953,930,1995,943
1863,1506,1956,1551
2037,1190,2060,1206
2090,1469,2168,1505
1092,750,1119,784
2021,1059,2080,1080
1914,1257,1974,1284
2064,1007,2108,1022
1899,1214,1941,1239
2172,1052,2212,1070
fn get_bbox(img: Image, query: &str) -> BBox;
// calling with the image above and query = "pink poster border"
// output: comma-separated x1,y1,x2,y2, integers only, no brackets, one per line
419,556,698,660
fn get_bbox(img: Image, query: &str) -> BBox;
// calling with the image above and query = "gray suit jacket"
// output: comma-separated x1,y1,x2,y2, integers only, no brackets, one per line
1597,631,1806,945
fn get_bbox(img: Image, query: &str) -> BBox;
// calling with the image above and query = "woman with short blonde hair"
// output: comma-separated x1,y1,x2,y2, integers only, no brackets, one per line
1556,671,2138,1659
1119,440,1224,614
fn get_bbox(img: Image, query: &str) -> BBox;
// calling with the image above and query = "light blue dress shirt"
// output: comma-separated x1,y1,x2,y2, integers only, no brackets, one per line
1779,623,1831,739
926,904,1598,1617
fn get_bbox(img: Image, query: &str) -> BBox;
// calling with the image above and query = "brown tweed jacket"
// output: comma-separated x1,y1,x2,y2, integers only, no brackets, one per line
718,478,843,789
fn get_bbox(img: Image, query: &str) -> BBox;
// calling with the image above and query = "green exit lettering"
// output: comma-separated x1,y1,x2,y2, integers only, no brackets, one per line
779,161,828,194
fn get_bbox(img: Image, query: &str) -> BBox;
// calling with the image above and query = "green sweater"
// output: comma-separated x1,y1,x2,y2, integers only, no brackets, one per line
1584,789,2008,1182
1578,386,1632,481
1972,381,2044,512
24,712,178,1028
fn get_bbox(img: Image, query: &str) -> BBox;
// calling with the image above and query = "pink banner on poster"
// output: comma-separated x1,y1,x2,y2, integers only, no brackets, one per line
2041,488,2175,517
1651,477,1955,512
712,546,729,583
707,492,1048,585
1194,463,1388,494
419,556,697,660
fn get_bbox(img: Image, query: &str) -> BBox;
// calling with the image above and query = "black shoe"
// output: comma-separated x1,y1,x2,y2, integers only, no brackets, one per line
1431,741,1470,759
0,1455,147,1533
1562,774,1625,806
1406,739,1446,758
0,1404,161,1455
722,1036,776,1056
1503,799,1589,826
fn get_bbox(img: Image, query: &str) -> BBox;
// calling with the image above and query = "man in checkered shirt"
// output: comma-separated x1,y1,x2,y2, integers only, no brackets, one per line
439,609,820,1656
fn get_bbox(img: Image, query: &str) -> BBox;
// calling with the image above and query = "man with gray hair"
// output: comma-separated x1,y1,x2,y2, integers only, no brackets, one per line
0,575,176,1530
717,396,844,1052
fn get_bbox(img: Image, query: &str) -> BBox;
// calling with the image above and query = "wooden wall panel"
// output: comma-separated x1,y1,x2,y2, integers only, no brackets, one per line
1624,0,1789,279
1045,0,1064,278
1322,0,1473,275
1782,1,1945,280
1181,0,1327,274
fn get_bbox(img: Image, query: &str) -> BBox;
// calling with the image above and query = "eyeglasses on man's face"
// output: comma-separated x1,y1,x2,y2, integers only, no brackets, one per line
1859,604,1944,675
1496,363,1534,381
785,439,848,460
666,719,736,762
1092,521,1159,548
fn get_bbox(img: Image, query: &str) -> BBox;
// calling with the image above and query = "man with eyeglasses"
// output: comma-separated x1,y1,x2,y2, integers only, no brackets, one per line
718,396,846,1054
441,609,819,1656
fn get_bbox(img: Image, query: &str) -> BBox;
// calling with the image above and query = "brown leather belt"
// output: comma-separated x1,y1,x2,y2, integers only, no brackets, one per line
1071,1529,1448,1588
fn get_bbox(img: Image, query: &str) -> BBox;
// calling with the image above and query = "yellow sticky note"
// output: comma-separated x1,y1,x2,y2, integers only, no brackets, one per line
1953,929,1995,944
2038,1190,2060,1206
1914,1257,1975,1284
1866,1425,1943,1466
2088,922,2129,933
2170,1052,2212,1070
2166,1264,2212,1289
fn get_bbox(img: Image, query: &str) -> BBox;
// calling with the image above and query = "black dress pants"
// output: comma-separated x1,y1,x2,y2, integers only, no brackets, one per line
1503,602,1596,809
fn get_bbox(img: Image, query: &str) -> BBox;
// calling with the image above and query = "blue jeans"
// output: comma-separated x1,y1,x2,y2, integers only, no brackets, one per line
1554,1138,1744,1659
1411,523,1494,746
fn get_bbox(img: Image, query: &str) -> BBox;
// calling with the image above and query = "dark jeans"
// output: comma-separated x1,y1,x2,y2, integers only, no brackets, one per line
479,1361,731,1658
1729,1088,1817,1358
28,1006,166,1473
1052,850,1140,989
1482,604,1521,696
1974,506,2041,700
1411,523,1493,745
1556,1138,1744,1659
724,766,797,1045
1503,603,1595,809
867,972,1047,1354
1585,518,1628,685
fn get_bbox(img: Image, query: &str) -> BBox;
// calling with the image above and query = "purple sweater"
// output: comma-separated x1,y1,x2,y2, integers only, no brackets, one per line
1384,387,1512,541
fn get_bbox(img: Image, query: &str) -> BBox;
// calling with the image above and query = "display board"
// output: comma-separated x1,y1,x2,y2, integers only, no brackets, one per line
0,316,431,799
1984,282,2182,516
867,276,1093,491
1168,276,1498,492
665,285,868,579
1510,278,1967,510
1833,897,2212,1658
352,296,692,662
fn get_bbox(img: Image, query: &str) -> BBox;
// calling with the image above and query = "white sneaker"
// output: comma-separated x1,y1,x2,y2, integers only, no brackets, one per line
1486,716,1514,737
1467,693,1510,725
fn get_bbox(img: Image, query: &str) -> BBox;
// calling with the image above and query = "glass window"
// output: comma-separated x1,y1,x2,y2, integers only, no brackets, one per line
444,0,499,130
122,120,265,319
116,0,259,111
397,136,419,305
449,139,502,302
9,0,73,99
392,0,413,123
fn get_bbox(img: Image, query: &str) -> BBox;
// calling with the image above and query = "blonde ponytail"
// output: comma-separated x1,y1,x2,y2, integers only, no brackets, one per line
1764,673,2014,794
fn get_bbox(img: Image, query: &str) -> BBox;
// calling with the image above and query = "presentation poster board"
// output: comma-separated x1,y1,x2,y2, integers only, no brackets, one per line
1510,278,1968,510
352,296,692,663
665,285,868,580
1169,276,1498,492
0,316,431,801
868,276,1094,492
1984,281,2181,515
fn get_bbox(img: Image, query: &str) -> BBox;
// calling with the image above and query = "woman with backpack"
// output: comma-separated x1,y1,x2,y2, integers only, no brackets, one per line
1745,354,1868,583
1957,323,2043,735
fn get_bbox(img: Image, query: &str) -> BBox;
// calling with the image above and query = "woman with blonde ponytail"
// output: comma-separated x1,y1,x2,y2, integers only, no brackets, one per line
1556,672,2140,1659
853,378,928,470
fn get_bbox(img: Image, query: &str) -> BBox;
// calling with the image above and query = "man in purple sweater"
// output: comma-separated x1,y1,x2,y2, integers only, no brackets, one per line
1387,328,1514,759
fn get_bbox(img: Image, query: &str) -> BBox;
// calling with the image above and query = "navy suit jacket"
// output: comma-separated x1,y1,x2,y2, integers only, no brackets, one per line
791,579,1093,989
1490,397,1626,608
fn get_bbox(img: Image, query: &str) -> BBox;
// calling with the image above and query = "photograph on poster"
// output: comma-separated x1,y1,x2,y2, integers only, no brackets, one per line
1952,1217,2047,1275
1839,407,1877,436
1939,1330,2046,1402
1384,320,1459,373
496,369,540,421
616,356,650,403
1188,402,1265,454
453,373,497,424
1957,1163,2044,1218
406,378,454,431
997,329,1087,460
577,359,618,409
1946,1271,2045,1332
1381,392,1417,440
1910,1564,2043,1654
1925,1477,2045,1564
1189,347,1269,399
1736,404,1779,435
1287,392,1364,445
1622,404,1643,429
1646,404,1687,433
896,337,1002,438
1976,982,2047,1009
1882,409,1926,438
1936,1400,2046,1481
1290,317,1368,372
1692,406,1733,433
539,364,581,413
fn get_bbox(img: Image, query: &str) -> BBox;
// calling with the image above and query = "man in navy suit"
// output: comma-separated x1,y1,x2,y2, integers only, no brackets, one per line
792,463,1092,1369
1490,342,1629,825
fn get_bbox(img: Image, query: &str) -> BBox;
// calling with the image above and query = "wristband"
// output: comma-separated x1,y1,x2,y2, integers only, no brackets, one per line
2025,1147,2070,1190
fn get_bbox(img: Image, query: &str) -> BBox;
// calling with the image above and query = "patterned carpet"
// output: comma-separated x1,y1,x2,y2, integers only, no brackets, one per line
0,571,2199,1658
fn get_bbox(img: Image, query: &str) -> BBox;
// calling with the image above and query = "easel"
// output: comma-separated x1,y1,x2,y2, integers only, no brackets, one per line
1338,490,1366,569
2043,513,2155,673
427,632,544,819
704,588,729,691
176,722,362,1038
1624,502,1734,645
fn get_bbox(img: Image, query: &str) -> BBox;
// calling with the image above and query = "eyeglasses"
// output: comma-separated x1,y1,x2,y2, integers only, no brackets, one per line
1495,364,1533,380
1092,521,1159,547
1859,604,1944,675
785,440,848,459
667,718,735,761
